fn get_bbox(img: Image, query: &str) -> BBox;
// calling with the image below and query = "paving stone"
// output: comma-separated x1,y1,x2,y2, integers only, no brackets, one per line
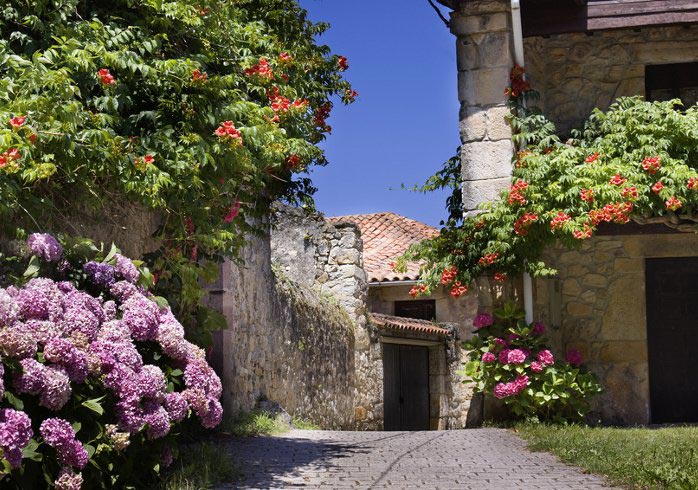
216,429,617,489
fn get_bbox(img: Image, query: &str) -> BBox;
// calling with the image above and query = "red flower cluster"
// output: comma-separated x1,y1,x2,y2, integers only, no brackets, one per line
97,68,115,85
666,196,682,211
344,89,358,103
191,69,208,82
549,211,571,230
580,188,594,203
0,148,20,168
651,181,664,194
508,180,528,206
134,154,154,171
270,95,290,113
337,56,349,71
622,186,638,200
440,266,458,285
450,281,468,298
584,153,599,164
688,178,698,190
642,156,661,175
9,116,25,129
478,253,499,267
224,200,241,223
292,99,309,111
573,224,593,240
244,58,273,80
609,173,627,186
515,149,531,168
589,202,633,225
279,52,293,64
286,154,301,169
314,103,332,132
494,272,507,282
214,121,243,144
504,64,530,98
409,284,428,298
513,212,537,236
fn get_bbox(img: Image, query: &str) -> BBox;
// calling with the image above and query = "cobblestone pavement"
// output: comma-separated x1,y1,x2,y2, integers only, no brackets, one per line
217,428,616,489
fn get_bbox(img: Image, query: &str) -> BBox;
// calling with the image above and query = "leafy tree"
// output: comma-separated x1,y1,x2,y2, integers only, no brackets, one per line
0,0,355,335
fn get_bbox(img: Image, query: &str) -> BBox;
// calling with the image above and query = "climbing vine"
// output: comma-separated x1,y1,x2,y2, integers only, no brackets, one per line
401,65,698,296
0,0,355,337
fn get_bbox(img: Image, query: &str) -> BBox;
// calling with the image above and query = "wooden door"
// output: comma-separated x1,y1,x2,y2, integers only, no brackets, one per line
383,344,430,430
646,257,698,423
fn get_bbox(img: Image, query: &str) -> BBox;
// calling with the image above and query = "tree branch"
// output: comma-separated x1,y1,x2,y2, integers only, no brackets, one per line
427,0,450,29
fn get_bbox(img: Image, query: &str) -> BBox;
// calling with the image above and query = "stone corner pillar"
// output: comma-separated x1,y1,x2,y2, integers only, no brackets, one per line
450,0,515,216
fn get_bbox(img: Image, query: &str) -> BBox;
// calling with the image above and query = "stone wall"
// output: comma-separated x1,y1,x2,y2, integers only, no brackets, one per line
533,232,698,425
270,207,381,430
209,213,359,429
450,0,515,214
524,25,698,135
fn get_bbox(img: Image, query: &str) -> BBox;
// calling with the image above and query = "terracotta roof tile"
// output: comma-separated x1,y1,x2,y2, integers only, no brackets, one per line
327,212,438,283
369,313,450,336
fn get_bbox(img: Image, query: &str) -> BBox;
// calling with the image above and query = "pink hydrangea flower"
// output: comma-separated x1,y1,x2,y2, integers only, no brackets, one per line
498,349,510,364
482,352,496,363
506,349,527,364
530,360,544,373
473,313,494,329
494,337,507,347
566,349,583,366
532,322,545,335
537,349,554,366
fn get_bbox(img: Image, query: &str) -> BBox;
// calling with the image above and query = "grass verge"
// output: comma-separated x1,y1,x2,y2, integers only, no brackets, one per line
161,442,239,490
222,410,291,437
516,423,698,489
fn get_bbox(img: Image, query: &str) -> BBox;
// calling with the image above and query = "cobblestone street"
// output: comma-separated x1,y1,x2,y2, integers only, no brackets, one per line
218,429,616,489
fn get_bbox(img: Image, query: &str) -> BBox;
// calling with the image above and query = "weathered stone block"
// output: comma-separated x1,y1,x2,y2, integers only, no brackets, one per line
614,258,643,273
462,177,511,212
458,66,511,106
485,105,512,141
567,302,592,317
450,11,509,36
582,273,608,288
601,275,646,341
598,341,648,363
460,139,513,181
459,106,487,142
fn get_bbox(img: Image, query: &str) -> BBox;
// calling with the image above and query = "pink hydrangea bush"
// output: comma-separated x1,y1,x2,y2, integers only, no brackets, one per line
463,302,602,422
0,234,223,488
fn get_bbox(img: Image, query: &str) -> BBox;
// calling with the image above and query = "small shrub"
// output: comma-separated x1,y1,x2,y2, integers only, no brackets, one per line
463,302,602,422
223,410,290,437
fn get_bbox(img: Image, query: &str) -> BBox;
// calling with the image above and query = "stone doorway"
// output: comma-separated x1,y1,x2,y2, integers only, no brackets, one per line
383,343,430,430
646,257,698,423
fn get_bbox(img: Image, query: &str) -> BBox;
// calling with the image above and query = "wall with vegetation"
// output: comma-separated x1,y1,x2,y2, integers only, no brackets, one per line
525,25,698,135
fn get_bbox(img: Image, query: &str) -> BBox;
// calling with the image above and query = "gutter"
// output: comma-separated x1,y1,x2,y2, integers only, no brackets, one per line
510,0,534,323
369,280,419,287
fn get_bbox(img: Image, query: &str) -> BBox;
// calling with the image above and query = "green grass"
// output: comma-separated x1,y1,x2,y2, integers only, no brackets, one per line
516,424,698,489
161,442,239,490
291,416,320,430
222,410,291,437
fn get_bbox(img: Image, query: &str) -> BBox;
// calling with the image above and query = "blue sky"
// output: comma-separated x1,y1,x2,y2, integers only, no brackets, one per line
299,0,459,227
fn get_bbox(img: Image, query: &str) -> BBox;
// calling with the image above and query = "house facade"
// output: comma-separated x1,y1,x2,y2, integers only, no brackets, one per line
438,0,698,424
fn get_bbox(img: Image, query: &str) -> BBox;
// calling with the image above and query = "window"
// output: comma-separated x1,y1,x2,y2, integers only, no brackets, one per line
394,300,436,321
646,63,698,107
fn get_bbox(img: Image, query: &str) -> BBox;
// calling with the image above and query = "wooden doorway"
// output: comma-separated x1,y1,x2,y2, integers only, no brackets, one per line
383,343,430,430
646,257,698,423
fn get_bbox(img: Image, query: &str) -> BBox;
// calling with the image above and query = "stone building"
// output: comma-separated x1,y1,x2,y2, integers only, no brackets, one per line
328,212,477,430
437,0,698,424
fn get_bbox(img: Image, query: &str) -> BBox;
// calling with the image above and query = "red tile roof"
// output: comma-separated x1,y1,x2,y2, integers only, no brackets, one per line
327,212,438,283
369,313,450,336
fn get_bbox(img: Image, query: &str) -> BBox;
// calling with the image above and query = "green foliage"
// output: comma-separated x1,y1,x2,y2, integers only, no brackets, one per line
161,442,239,490
518,424,698,489
222,410,290,437
463,303,602,422
0,0,353,336
291,416,319,430
403,95,698,293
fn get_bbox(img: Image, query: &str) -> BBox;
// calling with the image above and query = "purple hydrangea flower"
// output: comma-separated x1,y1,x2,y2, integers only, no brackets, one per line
138,365,167,400
109,281,137,302
200,398,223,429
165,392,189,423
44,338,88,383
15,278,64,321
40,365,72,411
54,467,84,490
27,233,63,262
0,323,38,359
83,261,115,288
184,357,222,400
114,254,140,283
120,293,159,341
40,418,88,469
0,408,33,469
15,358,46,395
0,288,19,327
144,403,170,439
